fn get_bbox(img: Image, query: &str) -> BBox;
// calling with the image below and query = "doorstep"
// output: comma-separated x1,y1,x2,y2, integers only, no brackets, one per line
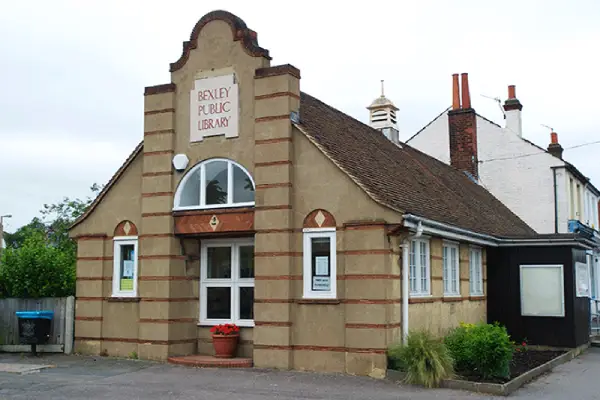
167,355,253,368
591,337,600,348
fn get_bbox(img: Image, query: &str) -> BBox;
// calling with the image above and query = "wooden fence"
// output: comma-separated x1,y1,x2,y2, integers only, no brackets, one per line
0,296,74,353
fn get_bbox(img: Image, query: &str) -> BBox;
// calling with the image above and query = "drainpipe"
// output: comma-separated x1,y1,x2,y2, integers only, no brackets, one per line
402,221,423,344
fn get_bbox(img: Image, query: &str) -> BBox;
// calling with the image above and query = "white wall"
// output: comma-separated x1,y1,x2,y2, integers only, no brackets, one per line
408,110,566,234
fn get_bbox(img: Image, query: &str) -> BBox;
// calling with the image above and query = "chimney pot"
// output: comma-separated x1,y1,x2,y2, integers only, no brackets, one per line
461,73,471,109
508,85,516,99
551,131,558,144
452,74,460,110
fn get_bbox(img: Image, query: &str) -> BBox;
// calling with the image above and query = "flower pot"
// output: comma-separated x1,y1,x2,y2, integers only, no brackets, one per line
212,334,239,358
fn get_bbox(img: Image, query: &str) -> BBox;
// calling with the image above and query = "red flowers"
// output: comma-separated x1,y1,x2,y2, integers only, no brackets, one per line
210,323,240,336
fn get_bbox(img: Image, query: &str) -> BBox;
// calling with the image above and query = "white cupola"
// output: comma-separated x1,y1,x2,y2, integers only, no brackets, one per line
367,80,399,144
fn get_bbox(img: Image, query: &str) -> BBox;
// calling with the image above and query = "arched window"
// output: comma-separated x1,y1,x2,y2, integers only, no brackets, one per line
174,158,255,210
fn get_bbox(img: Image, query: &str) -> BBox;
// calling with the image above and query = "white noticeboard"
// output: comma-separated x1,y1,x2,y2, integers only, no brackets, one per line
520,264,565,317
575,261,590,298
122,260,134,278
190,74,239,142
313,277,330,291
315,256,329,276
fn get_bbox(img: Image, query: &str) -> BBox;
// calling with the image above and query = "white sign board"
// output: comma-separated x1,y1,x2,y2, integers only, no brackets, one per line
315,256,329,276
520,264,565,317
190,74,239,142
312,277,330,291
575,261,590,298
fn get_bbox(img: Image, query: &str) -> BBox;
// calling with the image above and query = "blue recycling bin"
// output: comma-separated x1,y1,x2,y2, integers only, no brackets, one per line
15,311,54,355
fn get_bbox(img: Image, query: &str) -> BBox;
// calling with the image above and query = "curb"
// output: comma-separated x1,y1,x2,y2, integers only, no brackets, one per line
385,343,589,396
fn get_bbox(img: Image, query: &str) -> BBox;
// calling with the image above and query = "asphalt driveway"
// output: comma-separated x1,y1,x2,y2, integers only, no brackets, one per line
0,349,599,399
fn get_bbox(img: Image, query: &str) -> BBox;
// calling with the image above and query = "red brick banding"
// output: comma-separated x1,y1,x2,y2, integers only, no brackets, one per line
255,64,300,80
168,355,253,368
296,299,341,305
442,297,464,303
143,150,174,156
75,316,103,321
254,344,386,355
75,234,108,240
255,92,300,100
144,129,175,137
141,192,174,198
255,205,292,211
142,171,172,177
144,108,175,115
255,115,289,123
345,323,401,329
254,321,293,327
139,318,196,324
138,255,186,260
144,83,176,96
142,212,172,217
255,182,292,189
255,160,292,167
408,297,441,304
77,256,111,261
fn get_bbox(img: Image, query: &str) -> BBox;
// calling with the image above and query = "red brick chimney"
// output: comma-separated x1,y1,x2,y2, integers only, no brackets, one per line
503,85,523,137
448,73,478,180
547,131,564,159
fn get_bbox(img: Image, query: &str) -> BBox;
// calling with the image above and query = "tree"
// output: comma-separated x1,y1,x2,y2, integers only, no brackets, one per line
0,183,103,298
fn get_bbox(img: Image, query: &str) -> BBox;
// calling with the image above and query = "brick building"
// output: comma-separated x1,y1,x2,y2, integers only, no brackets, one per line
69,10,595,376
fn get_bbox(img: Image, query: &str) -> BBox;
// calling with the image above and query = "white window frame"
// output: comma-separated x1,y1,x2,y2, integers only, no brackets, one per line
443,240,460,297
173,158,255,211
199,238,255,327
409,238,431,297
303,228,337,299
469,246,484,296
112,236,139,298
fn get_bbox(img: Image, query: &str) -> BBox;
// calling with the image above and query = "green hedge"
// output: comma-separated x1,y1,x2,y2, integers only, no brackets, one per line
0,233,75,298
444,322,514,379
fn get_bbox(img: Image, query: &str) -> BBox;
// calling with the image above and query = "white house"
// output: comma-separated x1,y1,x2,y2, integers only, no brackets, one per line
367,73,600,304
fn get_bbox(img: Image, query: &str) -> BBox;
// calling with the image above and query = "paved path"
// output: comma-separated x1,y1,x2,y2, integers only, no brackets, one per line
0,349,599,399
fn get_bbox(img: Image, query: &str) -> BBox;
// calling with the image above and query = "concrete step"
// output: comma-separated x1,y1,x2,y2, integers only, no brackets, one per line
168,355,253,368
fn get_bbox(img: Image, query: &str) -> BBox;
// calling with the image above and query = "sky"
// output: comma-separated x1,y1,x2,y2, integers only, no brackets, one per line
1,0,599,232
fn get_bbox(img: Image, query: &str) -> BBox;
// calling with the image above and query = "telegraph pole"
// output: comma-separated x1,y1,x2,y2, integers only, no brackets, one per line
0,215,12,252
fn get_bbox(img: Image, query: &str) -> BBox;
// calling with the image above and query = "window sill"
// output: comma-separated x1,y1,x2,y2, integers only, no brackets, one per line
297,299,341,305
197,321,255,328
108,296,140,303
468,295,486,301
442,296,464,303
408,295,437,304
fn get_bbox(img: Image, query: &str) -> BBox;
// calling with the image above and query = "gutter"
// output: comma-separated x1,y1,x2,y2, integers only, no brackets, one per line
402,213,596,250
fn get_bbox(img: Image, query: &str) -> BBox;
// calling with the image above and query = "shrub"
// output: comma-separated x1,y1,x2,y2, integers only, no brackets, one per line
445,322,514,380
0,232,75,298
387,330,454,388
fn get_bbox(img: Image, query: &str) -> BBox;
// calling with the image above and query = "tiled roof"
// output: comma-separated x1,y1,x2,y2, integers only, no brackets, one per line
297,92,536,238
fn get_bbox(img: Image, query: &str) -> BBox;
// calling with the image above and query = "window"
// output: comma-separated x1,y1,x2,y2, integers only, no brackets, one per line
443,241,460,296
112,237,138,297
409,239,430,296
174,158,255,210
469,247,483,295
303,228,337,299
200,239,254,326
